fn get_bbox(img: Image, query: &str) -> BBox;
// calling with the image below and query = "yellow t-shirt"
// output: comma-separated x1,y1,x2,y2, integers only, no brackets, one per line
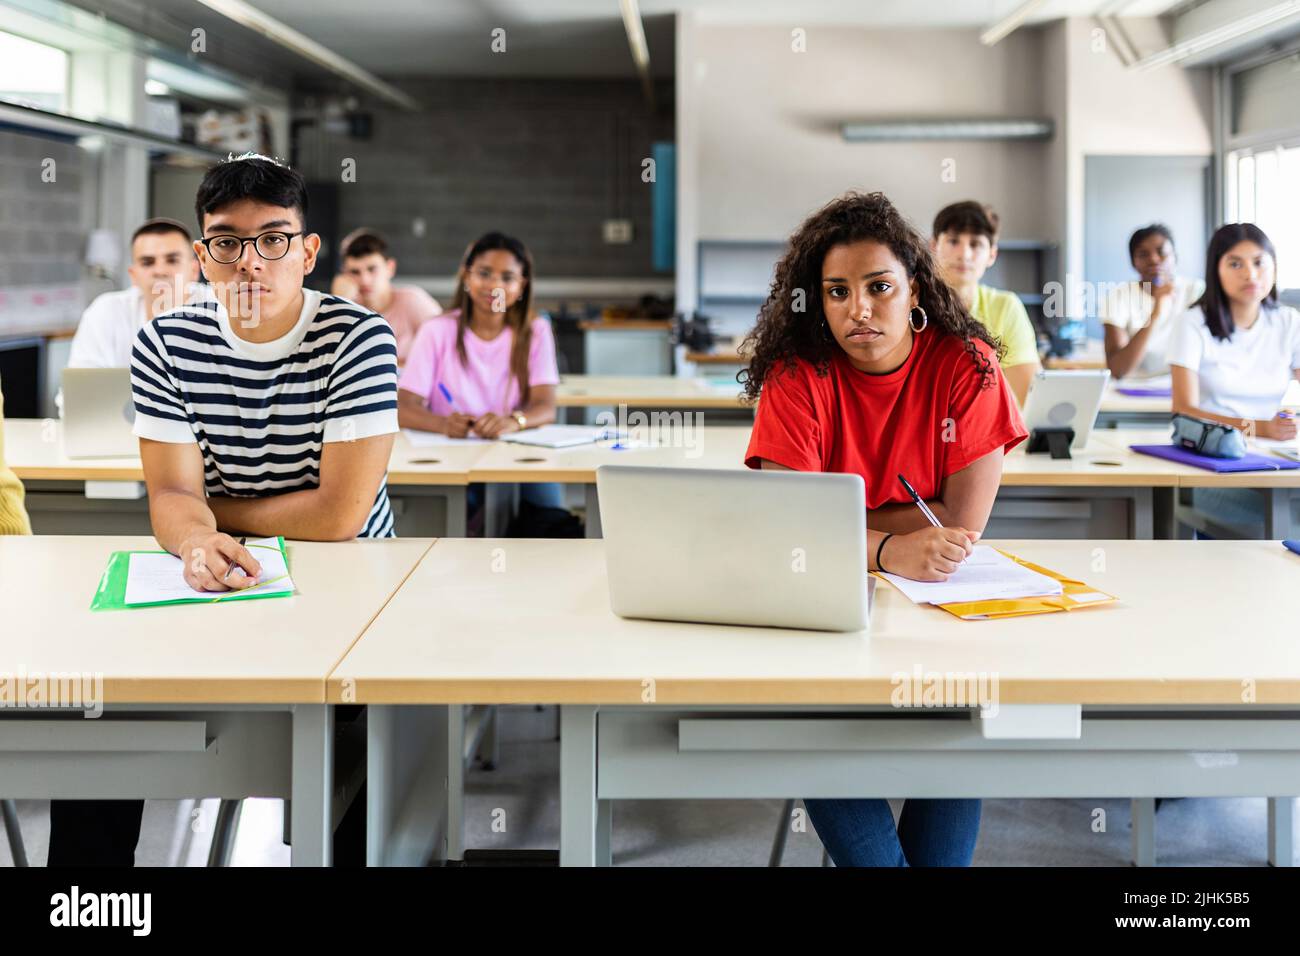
0,388,33,536
971,285,1040,369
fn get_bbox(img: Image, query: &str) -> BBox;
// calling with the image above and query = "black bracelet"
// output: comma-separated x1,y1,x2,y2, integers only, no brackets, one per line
875,533,894,573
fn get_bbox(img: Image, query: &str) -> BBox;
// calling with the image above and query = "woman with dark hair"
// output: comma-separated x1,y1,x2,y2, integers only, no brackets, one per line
398,232,564,513
1168,223,1300,440
1102,223,1205,380
741,192,1028,866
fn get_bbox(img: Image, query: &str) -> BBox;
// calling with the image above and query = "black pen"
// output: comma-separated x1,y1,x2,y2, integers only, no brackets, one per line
222,536,248,583
898,474,943,528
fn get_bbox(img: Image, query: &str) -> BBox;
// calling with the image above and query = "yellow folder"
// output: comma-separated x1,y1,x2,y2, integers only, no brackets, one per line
882,550,1118,622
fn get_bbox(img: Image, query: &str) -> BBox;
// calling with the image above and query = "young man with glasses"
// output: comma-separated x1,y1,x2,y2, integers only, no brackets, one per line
46,152,398,867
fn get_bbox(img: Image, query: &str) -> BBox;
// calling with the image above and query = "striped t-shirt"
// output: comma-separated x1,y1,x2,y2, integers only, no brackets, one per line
130,289,399,538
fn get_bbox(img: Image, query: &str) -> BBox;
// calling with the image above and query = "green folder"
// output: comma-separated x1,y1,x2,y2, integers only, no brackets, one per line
90,537,293,611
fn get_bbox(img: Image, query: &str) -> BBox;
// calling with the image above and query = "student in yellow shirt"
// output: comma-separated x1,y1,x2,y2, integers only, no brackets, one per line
931,201,1041,405
0,387,32,536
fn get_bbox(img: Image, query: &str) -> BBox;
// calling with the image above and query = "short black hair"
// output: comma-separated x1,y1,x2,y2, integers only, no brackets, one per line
131,217,192,246
194,153,308,232
1128,223,1174,264
932,200,999,242
342,230,389,260
1197,222,1278,341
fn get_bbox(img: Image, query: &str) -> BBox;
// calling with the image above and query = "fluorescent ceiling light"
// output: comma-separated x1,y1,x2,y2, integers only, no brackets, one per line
842,119,1054,141
619,0,654,107
192,0,419,110
980,0,1050,46
1134,0,1300,69
144,79,170,97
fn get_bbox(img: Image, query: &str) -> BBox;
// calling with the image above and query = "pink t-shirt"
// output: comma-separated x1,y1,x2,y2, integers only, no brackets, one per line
398,310,560,416
382,285,442,363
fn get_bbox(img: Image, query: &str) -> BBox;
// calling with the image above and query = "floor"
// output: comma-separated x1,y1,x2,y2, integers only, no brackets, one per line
2,706,1290,867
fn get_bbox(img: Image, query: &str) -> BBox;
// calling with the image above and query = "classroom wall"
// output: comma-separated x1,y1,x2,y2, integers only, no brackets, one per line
293,77,675,281
687,24,1052,243
0,128,99,335
1059,16,1214,293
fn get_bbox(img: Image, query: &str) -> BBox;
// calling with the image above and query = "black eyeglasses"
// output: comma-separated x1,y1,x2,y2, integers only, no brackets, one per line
200,231,302,264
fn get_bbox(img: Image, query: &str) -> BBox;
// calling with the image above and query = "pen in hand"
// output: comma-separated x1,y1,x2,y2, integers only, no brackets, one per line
222,536,248,584
898,474,943,528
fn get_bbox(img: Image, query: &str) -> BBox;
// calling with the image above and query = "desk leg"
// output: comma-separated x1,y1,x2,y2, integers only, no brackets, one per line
448,705,466,861
1130,797,1155,867
1131,488,1154,540
1264,489,1292,540
1268,797,1294,867
444,487,467,537
584,485,602,539
560,705,600,866
291,704,333,867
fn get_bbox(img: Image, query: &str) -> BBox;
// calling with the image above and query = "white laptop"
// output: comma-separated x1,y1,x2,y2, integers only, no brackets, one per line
61,367,138,459
595,465,869,632
1022,369,1110,453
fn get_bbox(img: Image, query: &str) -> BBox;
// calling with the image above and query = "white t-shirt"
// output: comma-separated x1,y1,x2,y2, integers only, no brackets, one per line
1100,276,1205,379
67,283,206,368
1166,303,1300,421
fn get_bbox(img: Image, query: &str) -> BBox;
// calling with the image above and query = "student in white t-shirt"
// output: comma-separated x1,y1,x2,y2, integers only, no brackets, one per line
1102,224,1205,380
67,219,202,369
1168,222,1300,440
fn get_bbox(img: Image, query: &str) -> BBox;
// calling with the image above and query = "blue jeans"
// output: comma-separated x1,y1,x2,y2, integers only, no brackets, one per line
466,482,566,513
804,798,981,867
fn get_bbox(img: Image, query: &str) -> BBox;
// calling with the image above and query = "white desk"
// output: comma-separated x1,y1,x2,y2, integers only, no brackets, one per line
469,426,1199,540
332,537,1300,866
2,419,488,537
0,533,432,866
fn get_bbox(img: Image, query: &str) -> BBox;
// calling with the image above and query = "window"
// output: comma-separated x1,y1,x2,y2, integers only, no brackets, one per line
0,31,68,113
1224,47,1300,300
1226,143,1300,295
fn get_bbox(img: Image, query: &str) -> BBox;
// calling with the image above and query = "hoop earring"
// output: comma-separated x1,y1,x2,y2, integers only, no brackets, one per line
909,306,928,333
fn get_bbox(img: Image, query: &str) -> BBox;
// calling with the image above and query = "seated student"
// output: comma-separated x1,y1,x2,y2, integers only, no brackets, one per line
330,229,441,364
1169,223,1300,527
931,200,1041,405
1103,223,1205,380
0,387,32,536
46,152,398,867
68,218,202,368
741,192,1027,867
398,231,564,512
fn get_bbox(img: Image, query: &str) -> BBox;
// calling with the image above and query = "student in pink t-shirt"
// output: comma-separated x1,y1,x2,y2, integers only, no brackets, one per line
398,231,564,511
332,229,441,363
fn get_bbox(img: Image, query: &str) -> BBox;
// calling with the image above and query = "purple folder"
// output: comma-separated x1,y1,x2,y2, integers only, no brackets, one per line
1117,386,1172,397
1130,443,1300,473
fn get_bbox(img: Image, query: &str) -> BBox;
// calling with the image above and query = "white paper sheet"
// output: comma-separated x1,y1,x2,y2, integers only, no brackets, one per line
499,425,623,448
879,545,1063,606
401,429,487,447
124,536,294,605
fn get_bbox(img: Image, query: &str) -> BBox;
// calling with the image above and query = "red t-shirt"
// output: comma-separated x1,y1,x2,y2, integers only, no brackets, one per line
744,331,1027,508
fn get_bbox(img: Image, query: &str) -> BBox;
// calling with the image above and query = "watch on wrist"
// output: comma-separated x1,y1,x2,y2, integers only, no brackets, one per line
512,412,527,430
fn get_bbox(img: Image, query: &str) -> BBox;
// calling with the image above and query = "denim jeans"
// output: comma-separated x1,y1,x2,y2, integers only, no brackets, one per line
466,481,566,513
804,798,981,867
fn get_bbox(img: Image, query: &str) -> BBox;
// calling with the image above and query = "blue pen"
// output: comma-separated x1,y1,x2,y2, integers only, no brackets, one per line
437,382,457,411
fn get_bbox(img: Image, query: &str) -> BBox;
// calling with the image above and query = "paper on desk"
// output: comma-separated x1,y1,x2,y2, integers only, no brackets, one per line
123,536,294,606
1253,437,1300,461
500,424,623,448
402,429,487,447
879,545,1063,606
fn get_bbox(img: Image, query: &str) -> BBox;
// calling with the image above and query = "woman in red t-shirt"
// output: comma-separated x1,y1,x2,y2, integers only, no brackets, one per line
740,191,1027,867
743,191,1027,582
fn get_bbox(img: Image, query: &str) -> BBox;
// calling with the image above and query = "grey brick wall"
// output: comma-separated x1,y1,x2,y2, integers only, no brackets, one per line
293,77,674,279
0,129,91,289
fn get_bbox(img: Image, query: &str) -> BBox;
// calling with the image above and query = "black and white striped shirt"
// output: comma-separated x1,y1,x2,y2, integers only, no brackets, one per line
130,290,399,538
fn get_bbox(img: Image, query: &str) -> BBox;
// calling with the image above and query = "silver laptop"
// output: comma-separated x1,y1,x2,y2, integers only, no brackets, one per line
1022,369,1110,451
61,367,138,459
596,465,869,632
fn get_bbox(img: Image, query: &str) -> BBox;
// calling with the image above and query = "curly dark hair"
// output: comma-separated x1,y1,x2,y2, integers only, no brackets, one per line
738,191,1003,402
